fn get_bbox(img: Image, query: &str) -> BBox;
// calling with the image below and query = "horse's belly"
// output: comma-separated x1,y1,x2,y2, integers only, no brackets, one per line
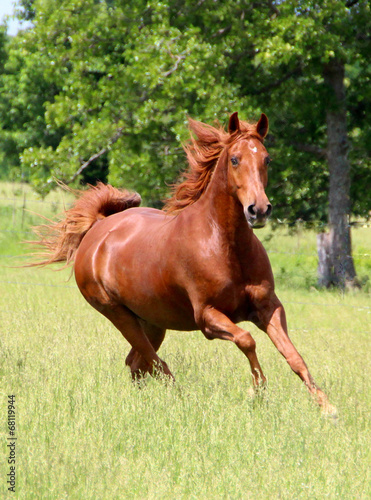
129,297,197,331
106,279,197,331
109,265,197,330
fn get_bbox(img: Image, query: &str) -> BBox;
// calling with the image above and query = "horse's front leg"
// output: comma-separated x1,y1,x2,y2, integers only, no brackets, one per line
256,294,337,415
198,306,266,388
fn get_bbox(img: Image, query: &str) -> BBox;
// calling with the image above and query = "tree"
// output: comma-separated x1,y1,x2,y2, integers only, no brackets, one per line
274,1,371,288
0,26,14,179
1,0,370,288
9,0,248,205
0,18,63,182
17,0,37,21
203,0,371,288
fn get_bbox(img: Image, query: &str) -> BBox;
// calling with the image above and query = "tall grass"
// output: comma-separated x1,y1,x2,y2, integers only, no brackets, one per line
1,182,370,498
0,182,75,259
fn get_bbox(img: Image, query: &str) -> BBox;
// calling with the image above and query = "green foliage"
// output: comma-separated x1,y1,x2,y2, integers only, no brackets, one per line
0,0,370,218
17,0,37,21
243,0,371,221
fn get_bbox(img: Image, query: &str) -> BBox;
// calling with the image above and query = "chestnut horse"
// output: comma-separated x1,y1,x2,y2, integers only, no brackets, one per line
32,112,335,414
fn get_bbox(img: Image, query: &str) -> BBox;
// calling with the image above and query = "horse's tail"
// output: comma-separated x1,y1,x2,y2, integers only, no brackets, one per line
28,182,141,267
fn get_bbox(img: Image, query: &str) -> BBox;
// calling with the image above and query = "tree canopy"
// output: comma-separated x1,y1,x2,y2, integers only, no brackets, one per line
0,0,370,220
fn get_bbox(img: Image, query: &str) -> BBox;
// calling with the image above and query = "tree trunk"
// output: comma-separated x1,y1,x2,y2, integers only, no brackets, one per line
317,59,357,288
317,232,332,287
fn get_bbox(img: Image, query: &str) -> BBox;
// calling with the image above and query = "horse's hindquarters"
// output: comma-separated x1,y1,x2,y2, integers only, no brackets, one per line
74,208,197,331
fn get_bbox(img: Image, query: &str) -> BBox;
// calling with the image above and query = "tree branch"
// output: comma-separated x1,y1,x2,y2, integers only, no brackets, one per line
163,55,185,78
211,25,232,38
267,0,280,16
68,127,124,183
345,0,359,7
248,66,303,95
295,143,326,157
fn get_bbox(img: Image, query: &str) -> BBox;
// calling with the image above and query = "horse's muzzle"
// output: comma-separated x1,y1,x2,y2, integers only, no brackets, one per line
244,203,272,229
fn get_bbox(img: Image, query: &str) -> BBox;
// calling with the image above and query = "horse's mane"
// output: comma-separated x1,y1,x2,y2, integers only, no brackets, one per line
163,117,264,213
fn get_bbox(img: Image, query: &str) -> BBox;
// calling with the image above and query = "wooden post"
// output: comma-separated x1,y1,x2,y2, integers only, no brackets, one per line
21,191,26,229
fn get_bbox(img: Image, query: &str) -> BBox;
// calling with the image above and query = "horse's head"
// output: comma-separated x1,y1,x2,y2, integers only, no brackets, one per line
227,112,272,229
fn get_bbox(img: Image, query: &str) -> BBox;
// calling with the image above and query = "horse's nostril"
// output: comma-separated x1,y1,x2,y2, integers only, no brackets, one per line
266,204,272,217
247,204,256,217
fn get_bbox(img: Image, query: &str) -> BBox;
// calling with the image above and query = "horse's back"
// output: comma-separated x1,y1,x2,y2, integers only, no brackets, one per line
75,206,172,279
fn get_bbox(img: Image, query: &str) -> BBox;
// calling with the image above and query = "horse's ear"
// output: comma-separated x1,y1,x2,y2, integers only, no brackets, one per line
228,112,240,134
257,113,269,138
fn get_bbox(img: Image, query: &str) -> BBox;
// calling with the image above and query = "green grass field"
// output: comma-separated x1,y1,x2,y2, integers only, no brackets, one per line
1,182,370,499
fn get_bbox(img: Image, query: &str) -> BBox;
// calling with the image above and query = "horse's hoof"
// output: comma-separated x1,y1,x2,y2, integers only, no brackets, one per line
321,402,338,422
247,382,267,399
247,387,255,398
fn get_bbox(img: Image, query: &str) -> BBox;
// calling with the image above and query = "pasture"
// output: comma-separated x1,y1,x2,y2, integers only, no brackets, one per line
1,182,370,499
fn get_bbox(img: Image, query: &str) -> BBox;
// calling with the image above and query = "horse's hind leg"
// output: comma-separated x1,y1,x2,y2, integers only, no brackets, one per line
125,323,166,366
101,305,173,380
126,324,168,379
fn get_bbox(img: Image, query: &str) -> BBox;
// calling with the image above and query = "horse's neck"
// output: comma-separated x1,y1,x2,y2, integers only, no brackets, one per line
196,151,253,245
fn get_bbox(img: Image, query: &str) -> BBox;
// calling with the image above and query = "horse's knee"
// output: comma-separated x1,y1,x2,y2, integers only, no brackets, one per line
203,329,216,340
235,331,256,352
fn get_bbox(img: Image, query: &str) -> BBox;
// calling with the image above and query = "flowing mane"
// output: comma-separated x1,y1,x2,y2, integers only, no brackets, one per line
163,116,264,213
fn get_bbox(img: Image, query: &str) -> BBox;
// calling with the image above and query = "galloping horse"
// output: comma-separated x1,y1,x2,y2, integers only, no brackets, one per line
32,112,335,414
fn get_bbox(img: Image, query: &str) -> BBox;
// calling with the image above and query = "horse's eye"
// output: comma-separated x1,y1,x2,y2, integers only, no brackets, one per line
265,156,272,166
231,156,239,167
